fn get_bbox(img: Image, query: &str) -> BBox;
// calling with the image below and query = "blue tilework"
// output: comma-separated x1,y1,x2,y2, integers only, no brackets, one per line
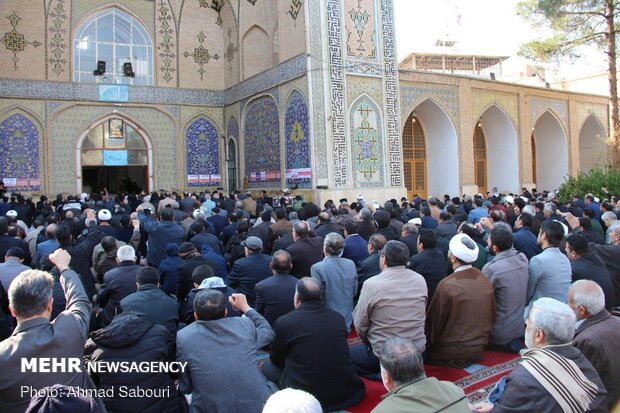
186,117,220,186
244,96,281,188
0,113,41,192
285,91,311,188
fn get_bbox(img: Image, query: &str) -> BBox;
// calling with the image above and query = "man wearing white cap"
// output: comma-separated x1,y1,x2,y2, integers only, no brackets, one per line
425,233,495,367
96,209,119,239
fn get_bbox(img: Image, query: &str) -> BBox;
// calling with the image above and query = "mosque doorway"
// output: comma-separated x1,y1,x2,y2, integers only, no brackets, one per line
402,99,459,200
532,111,569,192
78,117,153,194
578,114,607,171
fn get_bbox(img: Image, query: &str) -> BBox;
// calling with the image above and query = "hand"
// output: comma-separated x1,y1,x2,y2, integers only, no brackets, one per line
49,249,71,272
480,217,493,230
565,212,579,229
229,293,251,313
471,402,494,412
136,205,143,213
602,186,608,193
86,209,96,220
132,219,140,230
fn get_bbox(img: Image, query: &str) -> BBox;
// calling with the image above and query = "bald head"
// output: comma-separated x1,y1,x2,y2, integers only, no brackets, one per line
296,277,322,303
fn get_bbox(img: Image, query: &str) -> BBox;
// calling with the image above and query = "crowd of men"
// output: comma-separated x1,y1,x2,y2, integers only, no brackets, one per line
0,185,619,412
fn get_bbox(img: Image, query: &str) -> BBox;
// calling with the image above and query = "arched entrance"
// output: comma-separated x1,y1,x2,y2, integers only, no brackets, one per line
77,116,153,194
579,114,607,171
402,99,459,199
473,122,487,195
474,105,520,194
532,111,569,192
227,139,238,191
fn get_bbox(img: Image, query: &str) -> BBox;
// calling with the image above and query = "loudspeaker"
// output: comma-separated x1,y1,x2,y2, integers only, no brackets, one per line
123,62,135,78
93,60,106,76
490,72,496,80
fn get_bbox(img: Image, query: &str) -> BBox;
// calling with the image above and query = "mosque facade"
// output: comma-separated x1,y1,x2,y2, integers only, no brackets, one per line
0,0,610,203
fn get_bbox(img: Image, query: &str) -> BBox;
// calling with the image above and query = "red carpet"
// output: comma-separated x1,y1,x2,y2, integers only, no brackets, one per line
345,335,520,413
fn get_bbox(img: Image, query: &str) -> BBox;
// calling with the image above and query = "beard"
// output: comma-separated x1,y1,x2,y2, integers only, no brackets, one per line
525,330,534,349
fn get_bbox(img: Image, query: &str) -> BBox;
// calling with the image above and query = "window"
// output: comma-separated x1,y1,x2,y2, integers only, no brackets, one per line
73,8,153,85
81,119,148,166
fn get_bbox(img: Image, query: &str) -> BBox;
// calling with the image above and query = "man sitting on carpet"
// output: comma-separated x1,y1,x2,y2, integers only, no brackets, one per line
352,240,427,379
261,277,365,411
372,337,470,413
425,233,495,367
569,280,620,410
473,297,607,412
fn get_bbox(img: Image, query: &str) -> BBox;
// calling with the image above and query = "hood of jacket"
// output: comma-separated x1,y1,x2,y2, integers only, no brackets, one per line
89,313,154,348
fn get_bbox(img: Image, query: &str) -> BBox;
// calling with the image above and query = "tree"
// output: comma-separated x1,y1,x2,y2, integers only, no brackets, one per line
517,0,620,167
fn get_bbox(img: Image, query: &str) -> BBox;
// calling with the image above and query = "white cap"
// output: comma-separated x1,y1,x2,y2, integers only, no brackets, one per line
504,195,514,205
193,209,205,219
98,209,112,221
594,197,600,203
5,210,17,218
449,233,479,264
356,194,364,200
408,217,422,226
553,220,569,237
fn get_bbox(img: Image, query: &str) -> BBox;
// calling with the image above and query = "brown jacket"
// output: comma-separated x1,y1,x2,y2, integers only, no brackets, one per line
266,219,293,253
242,197,257,218
425,266,495,366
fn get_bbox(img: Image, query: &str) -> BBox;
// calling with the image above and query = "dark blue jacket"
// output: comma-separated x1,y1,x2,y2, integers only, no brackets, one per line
227,253,272,307
513,227,541,260
342,234,368,265
254,272,298,326
137,213,185,267
407,248,448,301
207,214,228,237
158,244,184,296
200,244,229,282
190,232,223,255
182,285,240,324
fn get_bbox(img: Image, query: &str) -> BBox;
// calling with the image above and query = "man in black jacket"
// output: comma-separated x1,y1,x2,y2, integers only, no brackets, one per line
261,278,365,412
255,251,298,326
407,229,448,302
285,222,323,278
356,234,386,297
227,236,272,307
565,234,615,311
175,242,219,304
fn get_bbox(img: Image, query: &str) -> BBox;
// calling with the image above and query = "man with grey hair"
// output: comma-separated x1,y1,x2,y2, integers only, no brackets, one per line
569,280,620,410
601,210,620,244
310,233,357,332
286,221,323,278
474,297,607,412
543,202,562,221
356,208,377,241
0,249,103,413
373,337,469,413
96,244,140,328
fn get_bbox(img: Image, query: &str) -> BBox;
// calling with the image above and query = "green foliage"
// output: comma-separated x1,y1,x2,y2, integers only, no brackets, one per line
556,166,620,202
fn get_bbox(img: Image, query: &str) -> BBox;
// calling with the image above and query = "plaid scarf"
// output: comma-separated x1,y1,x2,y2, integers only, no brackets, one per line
520,347,597,413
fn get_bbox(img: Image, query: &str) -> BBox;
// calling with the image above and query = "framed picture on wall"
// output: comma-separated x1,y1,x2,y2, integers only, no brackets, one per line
109,118,124,139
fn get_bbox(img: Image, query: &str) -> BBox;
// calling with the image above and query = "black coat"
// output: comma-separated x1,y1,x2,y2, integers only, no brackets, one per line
314,222,343,238
356,252,381,296
120,284,179,340
97,261,141,328
377,225,399,241
357,220,377,241
255,272,298,326
286,235,324,278
175,254,220,304
270,301,365,411
570,252,615,311
227,253,272,307
0,234,31,266
407,248,448,302
400,234,418,257
589,243,620,307
59,226,103,301
190,232,223,255
182,285,240,324
84,313,182,413
207,214,228,237
249,221,273,246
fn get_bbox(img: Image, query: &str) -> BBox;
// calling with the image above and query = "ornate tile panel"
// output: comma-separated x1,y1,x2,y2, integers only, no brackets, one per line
380,0,402,187
243,96,281,188
0,112,42,192
307,0,328,180
1,12,42,69
155,0,178,84
327,0,348,188
346,75,383,106
285,90,311,188
530,98,569,131
47,0,70,79
227,115,239,139
350,96,384,187
471,89,519,128
186,117,220,186
344,0,377,60
399,83,460,129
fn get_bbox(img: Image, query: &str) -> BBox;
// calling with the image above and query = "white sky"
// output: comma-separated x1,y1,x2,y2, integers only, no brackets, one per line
393,0,606,74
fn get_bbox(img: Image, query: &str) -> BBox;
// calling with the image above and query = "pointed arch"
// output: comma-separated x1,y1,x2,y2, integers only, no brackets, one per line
76,113,154,193
243,95,281,188
284,89,311,188
241,25,271,79
184,114,220,187
0,108,44,192
476,104,520,193
578,114,608,171
532,110,569,191
349,94,385,187
403,98,459,198
227,116,240,191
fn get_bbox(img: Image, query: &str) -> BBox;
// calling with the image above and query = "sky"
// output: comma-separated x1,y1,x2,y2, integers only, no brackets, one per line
392,0,606,75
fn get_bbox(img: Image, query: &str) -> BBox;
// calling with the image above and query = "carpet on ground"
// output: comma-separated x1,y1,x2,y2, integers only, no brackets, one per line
256,334,519,413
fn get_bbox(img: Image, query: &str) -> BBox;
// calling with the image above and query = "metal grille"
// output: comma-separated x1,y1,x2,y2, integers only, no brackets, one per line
414,161,425,191
404,161,413,192
474,125,487,193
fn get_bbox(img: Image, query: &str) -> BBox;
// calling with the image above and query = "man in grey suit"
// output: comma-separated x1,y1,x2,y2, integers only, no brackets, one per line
177,290,275,413
0,249,102,413
310,233,357,332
